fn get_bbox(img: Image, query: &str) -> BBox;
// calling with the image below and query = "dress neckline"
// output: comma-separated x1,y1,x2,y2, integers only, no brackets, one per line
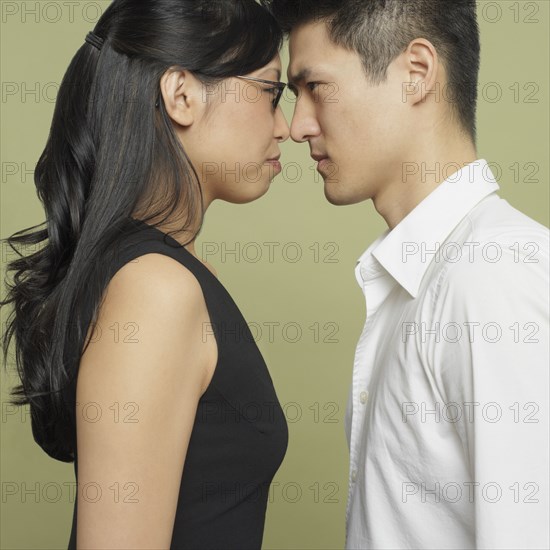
129,217,220,281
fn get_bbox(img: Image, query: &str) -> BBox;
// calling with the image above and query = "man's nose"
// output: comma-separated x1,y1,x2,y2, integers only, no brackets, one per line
289,102,321,143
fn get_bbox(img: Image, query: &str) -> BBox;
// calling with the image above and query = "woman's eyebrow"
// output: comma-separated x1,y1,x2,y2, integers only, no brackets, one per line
260,67,282,81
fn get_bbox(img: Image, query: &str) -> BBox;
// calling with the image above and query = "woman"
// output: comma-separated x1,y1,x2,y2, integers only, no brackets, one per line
0,0,290,547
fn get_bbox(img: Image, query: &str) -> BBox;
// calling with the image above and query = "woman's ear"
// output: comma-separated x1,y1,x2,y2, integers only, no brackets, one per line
159,67,204,127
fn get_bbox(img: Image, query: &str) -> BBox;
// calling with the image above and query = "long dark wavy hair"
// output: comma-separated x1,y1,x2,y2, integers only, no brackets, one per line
0,0,282,463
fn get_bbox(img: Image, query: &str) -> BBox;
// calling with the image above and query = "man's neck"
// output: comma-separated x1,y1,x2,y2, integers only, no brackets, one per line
373,141,478,230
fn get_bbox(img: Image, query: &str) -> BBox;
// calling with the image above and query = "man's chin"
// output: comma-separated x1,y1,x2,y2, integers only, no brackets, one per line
323,181,362,206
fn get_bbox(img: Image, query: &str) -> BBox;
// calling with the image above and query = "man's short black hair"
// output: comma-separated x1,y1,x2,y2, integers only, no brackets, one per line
262,0,481,143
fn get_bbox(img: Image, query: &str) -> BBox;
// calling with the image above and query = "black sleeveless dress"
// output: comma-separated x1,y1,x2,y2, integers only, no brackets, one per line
68,218,289,549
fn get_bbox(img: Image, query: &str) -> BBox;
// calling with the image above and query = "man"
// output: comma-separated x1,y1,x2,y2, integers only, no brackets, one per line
262,1,549,548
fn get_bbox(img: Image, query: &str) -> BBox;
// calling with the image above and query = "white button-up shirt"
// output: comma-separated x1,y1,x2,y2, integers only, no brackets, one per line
344,159,549,549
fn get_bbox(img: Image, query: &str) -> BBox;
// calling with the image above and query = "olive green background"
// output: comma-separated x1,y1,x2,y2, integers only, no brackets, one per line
1,1,548,549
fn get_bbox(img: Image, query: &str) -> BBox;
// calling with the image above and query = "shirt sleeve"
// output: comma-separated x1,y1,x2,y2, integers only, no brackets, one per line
429,233,549,549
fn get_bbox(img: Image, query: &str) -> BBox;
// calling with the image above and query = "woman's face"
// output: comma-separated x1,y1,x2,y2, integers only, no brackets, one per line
164,54,290,207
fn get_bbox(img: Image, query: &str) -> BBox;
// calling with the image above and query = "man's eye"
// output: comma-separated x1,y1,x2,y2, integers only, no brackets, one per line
265,87,279,96
307,82,319,91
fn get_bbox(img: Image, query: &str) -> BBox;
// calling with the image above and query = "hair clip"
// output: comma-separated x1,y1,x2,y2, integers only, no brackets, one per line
85,31,104,51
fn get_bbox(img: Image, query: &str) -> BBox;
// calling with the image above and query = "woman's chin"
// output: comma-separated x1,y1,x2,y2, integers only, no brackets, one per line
221,180,272,205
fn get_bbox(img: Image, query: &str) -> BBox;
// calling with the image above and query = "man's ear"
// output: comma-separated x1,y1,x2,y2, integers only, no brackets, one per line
401,38,439,107
158,67,204,127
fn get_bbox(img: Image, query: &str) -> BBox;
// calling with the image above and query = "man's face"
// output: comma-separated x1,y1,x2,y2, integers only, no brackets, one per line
287,20,412,206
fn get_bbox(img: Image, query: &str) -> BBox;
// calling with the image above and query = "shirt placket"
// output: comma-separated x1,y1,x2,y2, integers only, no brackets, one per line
346,259,387,523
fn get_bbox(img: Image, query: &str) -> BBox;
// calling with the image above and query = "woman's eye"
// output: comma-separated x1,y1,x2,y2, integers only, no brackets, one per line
306,82,319,91
264,88,279,110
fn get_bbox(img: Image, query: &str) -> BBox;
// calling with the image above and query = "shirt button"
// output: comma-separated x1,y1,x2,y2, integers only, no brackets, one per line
360,391,369,404
351,469,357,482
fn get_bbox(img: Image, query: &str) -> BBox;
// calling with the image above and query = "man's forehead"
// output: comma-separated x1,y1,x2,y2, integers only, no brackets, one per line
286,22,345,83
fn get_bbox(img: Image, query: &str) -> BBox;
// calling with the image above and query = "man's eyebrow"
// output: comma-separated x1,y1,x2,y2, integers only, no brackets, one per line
287,67,312,85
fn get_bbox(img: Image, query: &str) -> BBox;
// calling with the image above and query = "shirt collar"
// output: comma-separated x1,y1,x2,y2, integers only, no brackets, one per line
356,159,500,298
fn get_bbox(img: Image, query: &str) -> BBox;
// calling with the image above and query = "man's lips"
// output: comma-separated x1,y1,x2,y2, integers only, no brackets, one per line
311,153,329,162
